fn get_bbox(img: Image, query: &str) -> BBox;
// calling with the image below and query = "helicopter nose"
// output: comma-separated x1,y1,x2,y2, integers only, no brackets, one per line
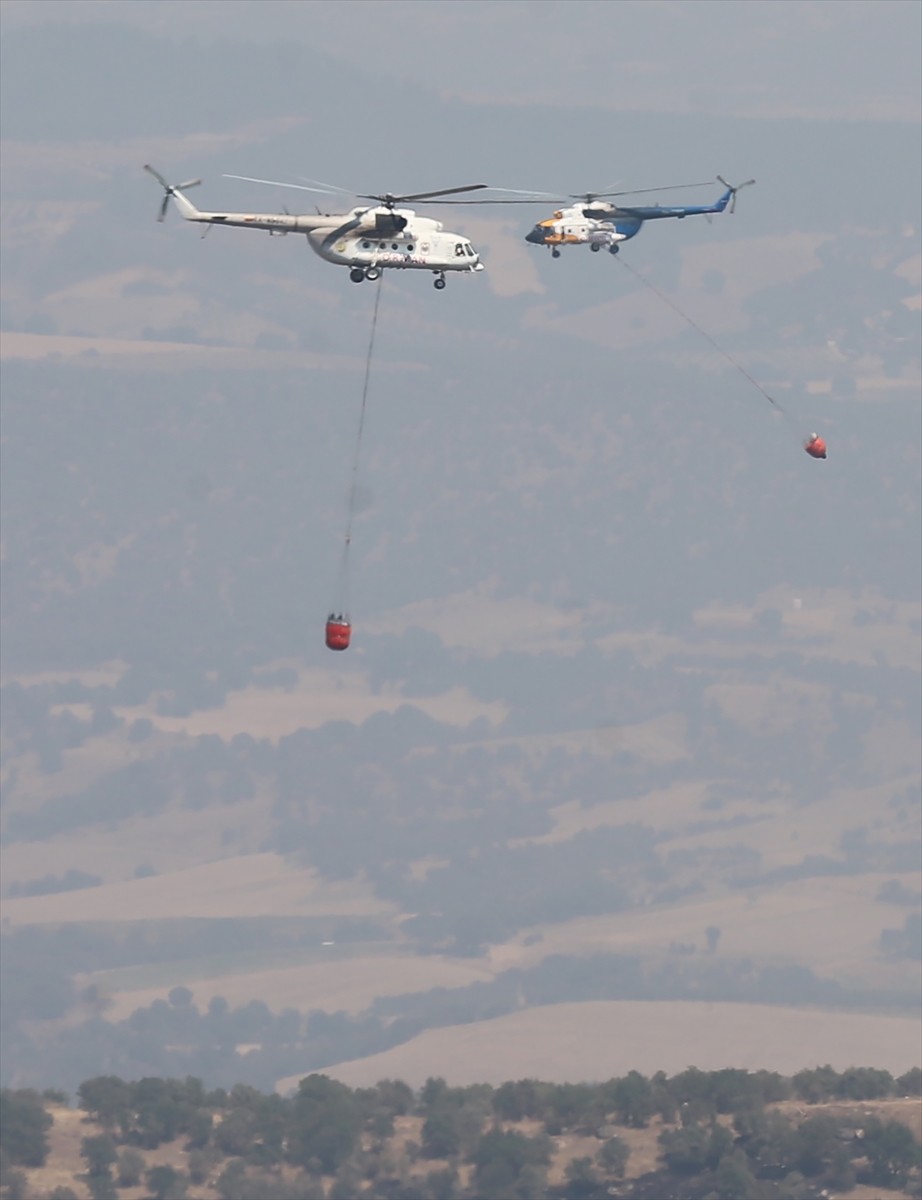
525,226,545,245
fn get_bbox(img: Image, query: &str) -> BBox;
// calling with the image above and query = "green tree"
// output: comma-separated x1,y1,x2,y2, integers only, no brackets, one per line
791,1065,839,1104
419,1077,450,1111
548,1083,604,1133
775,1170,813,1200
512,1163,547,1200
128,1078,187,1149
214,1106,258,1157
215,1159,249,1200
746,1109,798,1177
493,1079,546,1122
862,1117,922,1186
835,1067,894,1099
85,1173,118,1200
713,1149,760,1200
146,1164,189,1200
794,1114,839,1176
455,1097,490,1156
0,1090,51,1168
81,1134,117,1177
1,1168,30,1200
472,1128,551,1198
186,1148,212,1185
598,1135,630,1177
825,1145,856,1192
421,1104,460,1159
184,1109,213,1149
115,1147,146,1187
286,1075,362,1174
329,1160,364,1200
897,1067,922,1095
609,1071,655,1128
372,1078,414,1117
76,1077,131,1131
564,1156,599,1189
660,1124,710,1174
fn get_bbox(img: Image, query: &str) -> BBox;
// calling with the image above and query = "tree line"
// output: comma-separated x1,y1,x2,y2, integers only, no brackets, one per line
2,1064,920,1200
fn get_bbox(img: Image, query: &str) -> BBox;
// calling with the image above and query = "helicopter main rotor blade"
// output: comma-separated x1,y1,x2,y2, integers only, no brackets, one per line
359,183,490,206
296,175,356,195
424,186,564,205
584,180,714,199
223,173,345,197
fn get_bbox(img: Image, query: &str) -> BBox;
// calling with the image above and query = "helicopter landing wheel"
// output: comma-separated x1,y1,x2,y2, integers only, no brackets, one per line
551,248,561,259
433,275,447,291
364,267,381,281
609,246,619,256
349,268,365,283
590,243,601,253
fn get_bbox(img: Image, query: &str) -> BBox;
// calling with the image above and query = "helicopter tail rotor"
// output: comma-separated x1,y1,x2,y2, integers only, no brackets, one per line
144,164,202,221
717,175,756,214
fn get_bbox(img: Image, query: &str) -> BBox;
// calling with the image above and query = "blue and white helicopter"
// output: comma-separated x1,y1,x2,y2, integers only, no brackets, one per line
524,176,755,258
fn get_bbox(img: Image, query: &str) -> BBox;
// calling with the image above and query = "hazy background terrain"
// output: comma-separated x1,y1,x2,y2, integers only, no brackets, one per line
1,0,920,1096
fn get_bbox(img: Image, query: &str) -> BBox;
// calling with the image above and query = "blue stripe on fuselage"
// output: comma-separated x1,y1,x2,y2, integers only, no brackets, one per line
616,189,732,222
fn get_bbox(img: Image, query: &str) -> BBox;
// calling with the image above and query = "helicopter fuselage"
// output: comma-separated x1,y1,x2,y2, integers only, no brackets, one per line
525,204,641,253
309,209,483,274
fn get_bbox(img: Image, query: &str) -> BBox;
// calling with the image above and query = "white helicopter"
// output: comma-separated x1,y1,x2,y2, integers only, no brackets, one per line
523,177,755,258
144,166,487,290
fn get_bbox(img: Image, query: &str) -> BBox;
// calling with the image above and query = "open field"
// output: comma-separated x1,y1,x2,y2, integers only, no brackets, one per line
0,793,277,888
113,669,509,741
306,999,922,1091
486,872,922,993
0,329,369,371
100,950,495,1020
0,852,396,925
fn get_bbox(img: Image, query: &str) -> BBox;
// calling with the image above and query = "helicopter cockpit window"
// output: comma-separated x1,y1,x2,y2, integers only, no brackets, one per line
454,242,465,257
465,244,475,257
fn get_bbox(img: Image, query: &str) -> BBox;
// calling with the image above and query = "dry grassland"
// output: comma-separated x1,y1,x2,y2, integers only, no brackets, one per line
27,1104,225,1200
363,590,593,657
1,853,395,926
102,952,495,1021
0,329,369,374
485,873,920,990
307,1000,922,1091
0,793,273,887
112,669,508,741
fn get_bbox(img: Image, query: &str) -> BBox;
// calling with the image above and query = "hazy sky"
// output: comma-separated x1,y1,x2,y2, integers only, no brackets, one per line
3,0,920,121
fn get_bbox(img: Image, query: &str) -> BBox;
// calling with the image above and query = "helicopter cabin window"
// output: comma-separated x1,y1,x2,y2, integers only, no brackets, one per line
407,244,414,252
362,241,371,249
391,243,399,250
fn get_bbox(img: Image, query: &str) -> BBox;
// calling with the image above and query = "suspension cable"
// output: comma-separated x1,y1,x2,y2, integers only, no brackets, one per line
331,277,383,618
615,255,788,417
345,277,383,547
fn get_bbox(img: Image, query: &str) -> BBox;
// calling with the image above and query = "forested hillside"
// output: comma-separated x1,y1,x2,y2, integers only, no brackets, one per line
1,1065,920,1200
